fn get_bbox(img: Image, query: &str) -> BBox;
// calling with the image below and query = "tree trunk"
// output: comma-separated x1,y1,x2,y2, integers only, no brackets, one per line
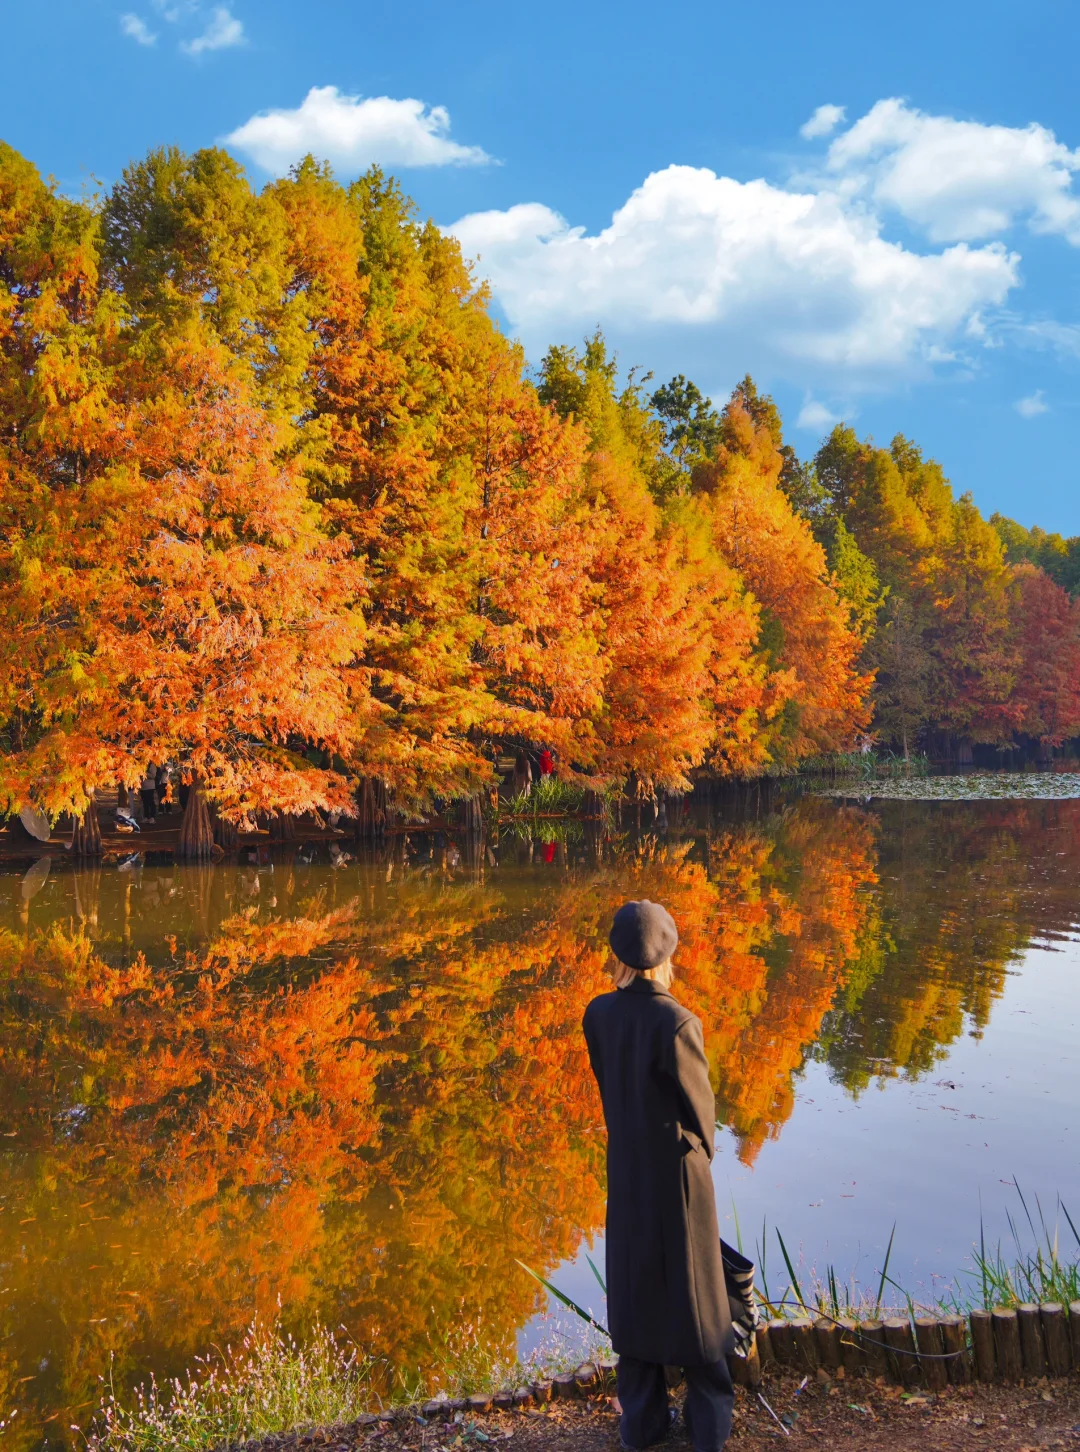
178,776,214,861
355,777,387,840
458,794,485,835
211,803,239,854
269,812,297,841
72,864,101,926
117,783,129,809
70,800,103,857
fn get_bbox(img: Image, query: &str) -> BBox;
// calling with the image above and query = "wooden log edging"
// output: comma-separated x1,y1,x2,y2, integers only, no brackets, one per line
377,1302,1080,1430
746,1301,1080,1388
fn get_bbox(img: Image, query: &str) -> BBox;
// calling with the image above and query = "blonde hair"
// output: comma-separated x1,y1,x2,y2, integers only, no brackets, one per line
612,957,675,990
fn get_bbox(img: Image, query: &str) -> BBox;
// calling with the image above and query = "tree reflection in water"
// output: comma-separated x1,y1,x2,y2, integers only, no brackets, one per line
1,794,1078,1446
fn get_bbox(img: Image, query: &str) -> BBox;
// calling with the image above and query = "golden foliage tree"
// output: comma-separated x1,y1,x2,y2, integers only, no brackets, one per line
693,399,872,766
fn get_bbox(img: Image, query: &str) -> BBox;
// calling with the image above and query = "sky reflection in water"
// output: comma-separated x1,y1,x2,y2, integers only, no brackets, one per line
0,789,1078,1444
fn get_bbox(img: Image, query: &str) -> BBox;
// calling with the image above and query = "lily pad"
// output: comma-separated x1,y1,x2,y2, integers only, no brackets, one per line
817,771,1080,802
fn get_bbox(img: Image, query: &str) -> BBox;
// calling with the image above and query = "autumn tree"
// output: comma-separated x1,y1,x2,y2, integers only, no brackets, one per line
991,512,1080,596
539,338,765,789
692,394,873,767
813,427,1031,756
1007,565,1080,748
275,164,606,808
0,145,367,852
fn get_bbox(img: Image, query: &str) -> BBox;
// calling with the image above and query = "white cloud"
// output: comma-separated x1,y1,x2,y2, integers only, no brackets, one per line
120,12,157,44
450,165,1018,384
226,85,491,174
797,399,842,430
998,316,1080,359
1015,389,1049,417
801,104,846,141
825,98,1080,243
151,0,195,19
181,5,244,55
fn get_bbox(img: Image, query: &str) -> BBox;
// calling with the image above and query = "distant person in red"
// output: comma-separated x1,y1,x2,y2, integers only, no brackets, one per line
541,840,556,864
538,748,554,776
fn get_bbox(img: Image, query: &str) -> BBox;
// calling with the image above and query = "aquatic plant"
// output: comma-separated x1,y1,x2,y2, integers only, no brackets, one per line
818,770,1080,801
962,1187,1080,1312
767,1189,1080,1323
499,777,587,817
798,749,930,780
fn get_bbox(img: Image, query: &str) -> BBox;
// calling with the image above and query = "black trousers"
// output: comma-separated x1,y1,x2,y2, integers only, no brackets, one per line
616,1356,733,1452
140,788,157,820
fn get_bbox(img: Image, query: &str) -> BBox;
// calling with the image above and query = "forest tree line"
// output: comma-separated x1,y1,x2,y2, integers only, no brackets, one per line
2,139,1079,835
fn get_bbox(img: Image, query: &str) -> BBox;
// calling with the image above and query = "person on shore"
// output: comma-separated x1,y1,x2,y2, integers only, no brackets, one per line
583,900,733,1452
155,763,172,814
512,750,532,798
140,765,158,822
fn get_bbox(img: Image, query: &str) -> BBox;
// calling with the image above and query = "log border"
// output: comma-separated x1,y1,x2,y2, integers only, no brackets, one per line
410,1302,1080,1424
732,1301,1080,1389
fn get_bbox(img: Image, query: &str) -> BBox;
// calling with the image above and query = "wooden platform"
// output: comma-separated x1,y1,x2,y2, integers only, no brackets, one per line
0,811,354,867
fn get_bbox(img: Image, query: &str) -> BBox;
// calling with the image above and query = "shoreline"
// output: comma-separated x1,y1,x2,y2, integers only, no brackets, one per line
160,1362,1080,1452
82,1302,1080,1452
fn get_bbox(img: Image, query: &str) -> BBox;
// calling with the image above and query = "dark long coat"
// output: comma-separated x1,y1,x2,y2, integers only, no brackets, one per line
583,977,733,1366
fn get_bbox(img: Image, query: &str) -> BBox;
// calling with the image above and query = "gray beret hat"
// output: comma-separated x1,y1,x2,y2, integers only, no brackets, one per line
609,899,679,970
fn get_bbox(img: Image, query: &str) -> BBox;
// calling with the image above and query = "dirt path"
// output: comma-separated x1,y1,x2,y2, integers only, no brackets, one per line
263,1374,1080,1452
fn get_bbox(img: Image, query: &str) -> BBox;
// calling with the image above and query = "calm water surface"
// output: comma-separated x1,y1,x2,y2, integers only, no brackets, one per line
1,788,1079,1445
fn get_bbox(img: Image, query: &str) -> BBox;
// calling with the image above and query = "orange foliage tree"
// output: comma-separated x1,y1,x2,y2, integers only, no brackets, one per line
274,165,605,806
538,339,766,790
692,396,872,767
0,146,367,844
1007,565,1080,747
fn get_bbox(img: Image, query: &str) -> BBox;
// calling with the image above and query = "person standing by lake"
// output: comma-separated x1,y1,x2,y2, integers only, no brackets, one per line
140,765,159,822
583,900,733,1452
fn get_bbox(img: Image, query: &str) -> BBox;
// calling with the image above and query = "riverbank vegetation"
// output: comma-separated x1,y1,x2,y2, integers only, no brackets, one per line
2,141,1079,847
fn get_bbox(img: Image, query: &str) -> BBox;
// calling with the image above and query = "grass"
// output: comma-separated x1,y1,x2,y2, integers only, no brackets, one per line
962,1187,1080,1312
86,1321,379,1452
754,1186,1080,1326
502,816,585,845
82,1313,611,1452
797,750,931,780
498,777,587,818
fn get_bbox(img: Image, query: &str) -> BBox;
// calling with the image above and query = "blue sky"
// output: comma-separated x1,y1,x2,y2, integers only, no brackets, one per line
6,0,1080,532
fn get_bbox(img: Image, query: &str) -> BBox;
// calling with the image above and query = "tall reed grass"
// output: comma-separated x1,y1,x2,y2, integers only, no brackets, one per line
499,777,587,817
754,1185,1080,1323
798,749,931,780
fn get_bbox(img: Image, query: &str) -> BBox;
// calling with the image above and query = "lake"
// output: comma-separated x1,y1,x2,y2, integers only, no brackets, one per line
1,782,1079,1446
